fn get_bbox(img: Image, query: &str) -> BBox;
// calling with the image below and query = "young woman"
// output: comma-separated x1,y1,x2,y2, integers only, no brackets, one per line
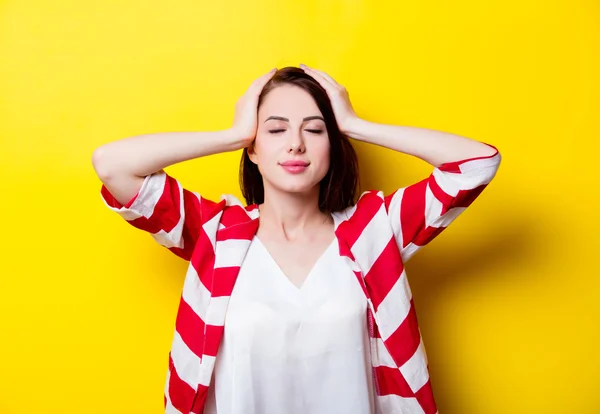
93,65,501,414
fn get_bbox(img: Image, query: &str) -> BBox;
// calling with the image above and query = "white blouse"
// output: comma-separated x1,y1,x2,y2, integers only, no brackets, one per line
204,235,376,414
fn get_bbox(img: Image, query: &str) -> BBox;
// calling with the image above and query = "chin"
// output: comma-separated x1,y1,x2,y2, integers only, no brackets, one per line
269,176,321,195
279,182,317,194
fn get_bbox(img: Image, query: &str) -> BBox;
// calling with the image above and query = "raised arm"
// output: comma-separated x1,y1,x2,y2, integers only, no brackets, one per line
92,128,245,205
300,64,502,261
92,68,277,260
92,67,278,205
299,64,496,165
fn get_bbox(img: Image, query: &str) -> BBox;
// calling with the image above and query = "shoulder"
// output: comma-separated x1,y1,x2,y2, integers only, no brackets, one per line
217,194,259,225
332,189,388,224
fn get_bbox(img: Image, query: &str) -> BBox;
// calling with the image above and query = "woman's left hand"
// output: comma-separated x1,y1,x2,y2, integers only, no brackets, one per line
300,64,359,135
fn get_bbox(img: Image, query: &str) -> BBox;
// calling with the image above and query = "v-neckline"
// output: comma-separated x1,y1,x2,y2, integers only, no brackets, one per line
254,236,338,292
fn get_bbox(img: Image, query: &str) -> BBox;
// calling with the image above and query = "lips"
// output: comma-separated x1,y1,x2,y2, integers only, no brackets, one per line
279,160,309,167
279,160,310,174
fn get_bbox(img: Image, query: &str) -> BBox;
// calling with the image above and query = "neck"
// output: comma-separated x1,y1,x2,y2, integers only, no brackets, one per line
258,184,331,242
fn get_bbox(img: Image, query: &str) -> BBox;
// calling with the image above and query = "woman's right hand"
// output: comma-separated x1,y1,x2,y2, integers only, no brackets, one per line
231,68,277,147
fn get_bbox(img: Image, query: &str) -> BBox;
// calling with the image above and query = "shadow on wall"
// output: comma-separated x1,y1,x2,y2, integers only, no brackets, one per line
406,213,533,413
358,143,537,413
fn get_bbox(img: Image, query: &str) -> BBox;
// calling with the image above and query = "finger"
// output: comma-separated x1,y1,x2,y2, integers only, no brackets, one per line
255,68,277,85
249,68,277,92
301,65,341,88
301,66,337,93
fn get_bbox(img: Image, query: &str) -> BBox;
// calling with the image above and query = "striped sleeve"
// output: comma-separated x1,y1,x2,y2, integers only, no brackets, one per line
384,143,502,263
100,169,219,261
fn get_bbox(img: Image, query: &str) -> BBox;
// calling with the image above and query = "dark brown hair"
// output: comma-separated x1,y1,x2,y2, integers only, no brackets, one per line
239,66,359,213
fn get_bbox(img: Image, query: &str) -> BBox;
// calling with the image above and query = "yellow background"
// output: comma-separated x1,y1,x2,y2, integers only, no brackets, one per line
1,0,598,413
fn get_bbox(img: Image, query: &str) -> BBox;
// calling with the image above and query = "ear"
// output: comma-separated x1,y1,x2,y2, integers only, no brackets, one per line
247,142,258,165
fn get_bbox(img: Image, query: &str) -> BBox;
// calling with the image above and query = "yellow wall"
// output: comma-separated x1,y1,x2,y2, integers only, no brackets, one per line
1,0,598,413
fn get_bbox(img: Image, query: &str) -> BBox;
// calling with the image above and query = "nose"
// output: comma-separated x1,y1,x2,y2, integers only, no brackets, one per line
287,130,306,154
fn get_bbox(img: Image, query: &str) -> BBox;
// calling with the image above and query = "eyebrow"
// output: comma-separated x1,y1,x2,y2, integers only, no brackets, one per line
264,115,324,123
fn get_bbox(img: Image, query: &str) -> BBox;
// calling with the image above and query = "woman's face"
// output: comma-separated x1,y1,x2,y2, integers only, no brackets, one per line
249,84,331,197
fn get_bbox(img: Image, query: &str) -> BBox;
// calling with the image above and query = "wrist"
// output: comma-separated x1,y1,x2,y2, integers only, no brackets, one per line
224,128,254,151
340,117,368,140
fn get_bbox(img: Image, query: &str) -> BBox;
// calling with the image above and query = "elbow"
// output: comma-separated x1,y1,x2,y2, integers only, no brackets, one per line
92,146,114,180
481,142,501,158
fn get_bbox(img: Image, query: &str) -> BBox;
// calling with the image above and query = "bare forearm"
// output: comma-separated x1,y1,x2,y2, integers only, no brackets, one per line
344,118,497,167
92,128,245,178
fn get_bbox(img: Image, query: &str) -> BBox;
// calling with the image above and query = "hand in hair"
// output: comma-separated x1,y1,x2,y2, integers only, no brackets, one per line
299,64,359,135
232,68,278,146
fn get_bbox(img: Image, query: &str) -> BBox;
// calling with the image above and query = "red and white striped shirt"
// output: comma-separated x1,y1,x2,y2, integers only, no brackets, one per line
100,143,501,414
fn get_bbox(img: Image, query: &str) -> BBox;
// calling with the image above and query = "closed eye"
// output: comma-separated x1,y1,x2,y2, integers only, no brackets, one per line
268,129,324,134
